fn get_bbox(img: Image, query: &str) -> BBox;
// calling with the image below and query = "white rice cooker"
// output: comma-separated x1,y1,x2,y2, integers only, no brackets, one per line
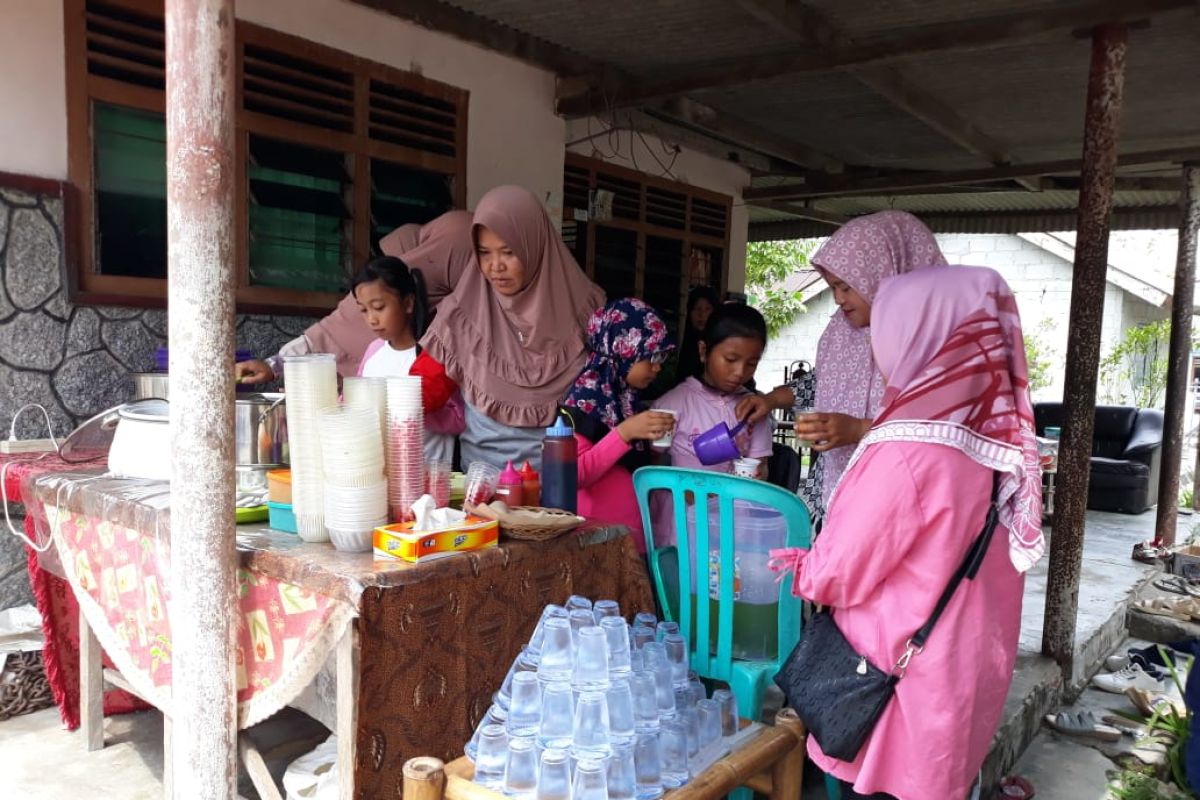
107,399,172,481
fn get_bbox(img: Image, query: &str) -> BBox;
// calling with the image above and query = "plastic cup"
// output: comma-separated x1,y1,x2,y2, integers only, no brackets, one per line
593,598,621,622
732,457,761,478
537,681,575,750
573,627,611,691
659,718,690,788
536,749,572,800
631,625,656,652
606,676,636,744
473,723,509,789
464,461,501,507
536,618,573,684
634,731,665,800
688,673,706,704
663,633,688,688
569,608,596,650
465,704,508,760
507,672,542,738
566,595,593,612
712,689,738,737
696,699,722,748
528,605,568,654
630,672,660,732
503,735,538,799
655,621,679,641
634,612,658,630
572,758,609,800
649,408,678,451
428,461,452,507
642,643,675,714
601,617,632,676
793,405,817,448
608,741,638,800
571,691,612,759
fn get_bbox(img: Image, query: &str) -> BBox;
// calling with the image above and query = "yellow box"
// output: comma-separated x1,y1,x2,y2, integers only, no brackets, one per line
373,516,500,563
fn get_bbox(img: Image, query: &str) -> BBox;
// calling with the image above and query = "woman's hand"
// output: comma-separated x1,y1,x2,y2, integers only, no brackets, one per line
735,386,794,424
794,413,870,452
617,411,676,444
235,359,275,384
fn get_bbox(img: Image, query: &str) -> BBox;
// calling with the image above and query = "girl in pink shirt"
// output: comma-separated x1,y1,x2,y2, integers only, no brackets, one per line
562,299,678,554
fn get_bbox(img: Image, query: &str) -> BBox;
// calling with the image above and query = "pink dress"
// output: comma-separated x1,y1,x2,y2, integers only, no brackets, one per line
653,377,773,470
574,431,647,553
791,442,1023,800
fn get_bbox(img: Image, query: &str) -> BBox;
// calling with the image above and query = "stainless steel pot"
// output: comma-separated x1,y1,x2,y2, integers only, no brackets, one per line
236,393,288,466
131,372,170,401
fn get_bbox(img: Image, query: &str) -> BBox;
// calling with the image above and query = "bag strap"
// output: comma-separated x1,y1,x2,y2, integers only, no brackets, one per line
893,472,1002,675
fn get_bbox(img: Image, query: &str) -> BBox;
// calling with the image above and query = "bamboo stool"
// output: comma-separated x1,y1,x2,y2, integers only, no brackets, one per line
402,709,807,800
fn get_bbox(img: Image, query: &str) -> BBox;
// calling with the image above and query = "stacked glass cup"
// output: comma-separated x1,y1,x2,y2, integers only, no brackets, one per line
467,599,746,799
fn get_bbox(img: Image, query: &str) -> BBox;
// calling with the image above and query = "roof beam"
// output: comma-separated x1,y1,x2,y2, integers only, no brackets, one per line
744,146,1200,201
750,199,849,226
556,0,1194,116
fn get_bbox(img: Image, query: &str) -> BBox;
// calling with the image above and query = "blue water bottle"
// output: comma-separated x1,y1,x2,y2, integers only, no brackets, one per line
540,413,577,512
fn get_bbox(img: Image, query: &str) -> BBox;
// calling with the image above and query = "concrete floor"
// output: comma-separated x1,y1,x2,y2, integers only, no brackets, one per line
1,509,1193,799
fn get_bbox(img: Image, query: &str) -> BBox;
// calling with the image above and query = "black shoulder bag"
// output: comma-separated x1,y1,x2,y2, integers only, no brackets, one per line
773,473,1002,762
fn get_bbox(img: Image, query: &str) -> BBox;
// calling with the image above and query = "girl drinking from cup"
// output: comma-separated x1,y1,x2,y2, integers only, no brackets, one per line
352,256,463,463
562,298,677,554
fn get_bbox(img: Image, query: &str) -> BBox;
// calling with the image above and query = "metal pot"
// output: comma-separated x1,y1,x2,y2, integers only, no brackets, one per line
236,393,288,467
131,372,170,401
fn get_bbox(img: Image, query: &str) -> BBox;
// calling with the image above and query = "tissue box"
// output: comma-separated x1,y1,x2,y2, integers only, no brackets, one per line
373,516,499,563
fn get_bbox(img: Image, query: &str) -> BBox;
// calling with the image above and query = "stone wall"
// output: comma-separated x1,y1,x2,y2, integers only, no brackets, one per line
0,180,319,609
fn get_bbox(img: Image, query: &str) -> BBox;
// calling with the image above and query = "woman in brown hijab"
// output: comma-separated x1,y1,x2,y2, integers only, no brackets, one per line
422,185,605,470
235,210,474,381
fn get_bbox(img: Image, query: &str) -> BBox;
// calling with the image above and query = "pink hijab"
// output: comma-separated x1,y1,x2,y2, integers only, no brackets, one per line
421,186,606,428
811,210,948,506
304,211,474,377
836,266,1044,572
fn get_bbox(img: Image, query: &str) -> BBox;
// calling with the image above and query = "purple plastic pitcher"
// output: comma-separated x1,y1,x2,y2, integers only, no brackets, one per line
693,418,749,465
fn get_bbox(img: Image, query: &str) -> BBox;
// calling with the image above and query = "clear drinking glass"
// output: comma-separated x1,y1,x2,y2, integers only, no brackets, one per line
496,647,532,710
538,681,575,750
536,748,572,800
593,599,621,623
633,611,658,630
687,672,706,704
630,625,656,652
712,689,738,737
629,646,644,674
630,672,661,732
466,703,508,760
606,675,636,744
566,594,593,612
571,690,612,759
503,735,538,800
569,608,596,649
663,633,688,688
507,672,542,737
659,718,690,788
642,642,675,714
573,626,611,691
634,731,665,800
655,621,679,641
528,604,568,655
683,704,700,759
696,699,722,749
600,617,632,676
572,758,609,800
474,723,509,789
537,617,574,683
607,741,638,800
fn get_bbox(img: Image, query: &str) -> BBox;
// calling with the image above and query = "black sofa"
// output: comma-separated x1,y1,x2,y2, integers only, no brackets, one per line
1033,403,1164,514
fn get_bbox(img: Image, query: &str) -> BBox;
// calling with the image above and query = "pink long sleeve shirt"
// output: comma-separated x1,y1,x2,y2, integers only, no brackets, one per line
574,430,647,553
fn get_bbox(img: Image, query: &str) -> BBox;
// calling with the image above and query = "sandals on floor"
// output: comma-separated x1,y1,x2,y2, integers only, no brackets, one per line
1152,575,1200,597
1131,597,1199,621
997,776,1035,799
1043,711,1122,742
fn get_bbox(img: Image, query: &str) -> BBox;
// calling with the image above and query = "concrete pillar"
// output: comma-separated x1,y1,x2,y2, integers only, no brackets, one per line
1041,24,1127,678
165,0,238,797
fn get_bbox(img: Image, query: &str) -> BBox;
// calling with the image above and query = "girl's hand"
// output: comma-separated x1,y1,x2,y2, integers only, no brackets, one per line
734,386,793,424
618,411,676,444
794,413,870,452
235,359,275,384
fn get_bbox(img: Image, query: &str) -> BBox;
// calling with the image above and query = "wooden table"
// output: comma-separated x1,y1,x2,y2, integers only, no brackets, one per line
30,471,655,798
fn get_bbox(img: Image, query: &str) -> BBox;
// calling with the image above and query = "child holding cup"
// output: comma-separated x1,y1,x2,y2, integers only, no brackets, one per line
562,299,677,554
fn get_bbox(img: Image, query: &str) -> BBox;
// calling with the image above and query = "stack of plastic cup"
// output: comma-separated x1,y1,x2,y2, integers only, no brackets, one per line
283,354,338,542
385,376,425,522
342,376,388,444
428,460,452,508
319,405,387,551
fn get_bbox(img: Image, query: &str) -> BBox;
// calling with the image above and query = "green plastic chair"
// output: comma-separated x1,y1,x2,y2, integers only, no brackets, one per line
633,466,840,800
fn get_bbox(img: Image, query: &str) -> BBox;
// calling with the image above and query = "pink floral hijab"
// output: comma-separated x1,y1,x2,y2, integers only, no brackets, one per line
812,211,947,506
836,266,1044,572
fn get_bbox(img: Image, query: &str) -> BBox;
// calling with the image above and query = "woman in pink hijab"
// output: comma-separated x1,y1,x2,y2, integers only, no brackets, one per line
738,210,947,515
771,266,1042,800
235,210,474,381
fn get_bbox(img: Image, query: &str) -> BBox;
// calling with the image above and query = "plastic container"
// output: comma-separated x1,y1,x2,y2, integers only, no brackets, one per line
267,470,292,504
540,415,577,513
495,461,526,507
684,498,787,660
693,419,748,466
519,461,540,503
268,501,298,534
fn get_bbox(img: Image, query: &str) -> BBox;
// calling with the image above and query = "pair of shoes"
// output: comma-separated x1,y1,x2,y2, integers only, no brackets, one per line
1092,664,1164,694
1043,710,1122,742
1133,542,1168,564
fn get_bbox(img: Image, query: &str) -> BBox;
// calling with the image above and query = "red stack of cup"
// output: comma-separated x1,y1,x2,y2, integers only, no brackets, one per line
385,376,426,522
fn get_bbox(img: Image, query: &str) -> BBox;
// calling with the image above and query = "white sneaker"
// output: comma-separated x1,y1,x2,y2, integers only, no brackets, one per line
1091,664,1165,694
1105,653,1130,672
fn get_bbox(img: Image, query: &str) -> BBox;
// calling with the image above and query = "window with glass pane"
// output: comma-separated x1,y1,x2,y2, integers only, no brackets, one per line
248,135,351,293
593,227,638,301
94,103,167,279
369,160,454,252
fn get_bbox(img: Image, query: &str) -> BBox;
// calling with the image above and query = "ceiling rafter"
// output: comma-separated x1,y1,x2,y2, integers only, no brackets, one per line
555,0,1194,116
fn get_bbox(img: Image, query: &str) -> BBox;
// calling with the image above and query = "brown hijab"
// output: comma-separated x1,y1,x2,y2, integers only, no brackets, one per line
304,210,475,376
421,185,605,428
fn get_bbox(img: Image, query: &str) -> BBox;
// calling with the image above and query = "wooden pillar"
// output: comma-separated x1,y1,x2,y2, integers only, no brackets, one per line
1156,164,1200,544
165,0,239,797
1041,24,1127,677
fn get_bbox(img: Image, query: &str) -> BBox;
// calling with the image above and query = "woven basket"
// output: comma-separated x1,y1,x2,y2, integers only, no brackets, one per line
0,650,54,721
498,506,584,542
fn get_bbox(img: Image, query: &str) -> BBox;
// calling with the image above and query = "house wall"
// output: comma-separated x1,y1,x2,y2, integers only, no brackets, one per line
756,233,1169,403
